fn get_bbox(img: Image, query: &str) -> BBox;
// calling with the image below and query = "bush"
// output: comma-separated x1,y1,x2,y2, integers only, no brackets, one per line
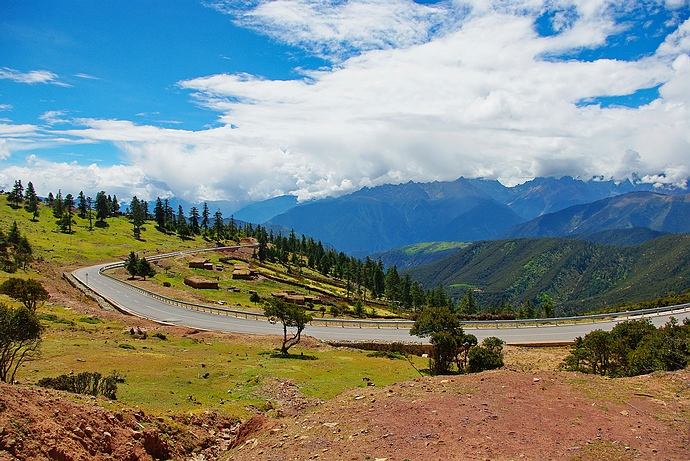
563,318,689,377
467,345,504,373
152,332,167,340
38,371,124,399
162,281,171,288
0,278,49,311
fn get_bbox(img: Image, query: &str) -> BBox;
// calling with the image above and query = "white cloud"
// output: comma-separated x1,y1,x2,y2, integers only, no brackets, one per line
39,110,70,125
2,0,690,202
74,73,100,80
0,67,70,86
0,104,12,111
0,156,164,200
209,0,455,60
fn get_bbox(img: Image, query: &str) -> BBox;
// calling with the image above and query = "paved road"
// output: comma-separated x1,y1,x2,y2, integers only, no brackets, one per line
73,260,690,345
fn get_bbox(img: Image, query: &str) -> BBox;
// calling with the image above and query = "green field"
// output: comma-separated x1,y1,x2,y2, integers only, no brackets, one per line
22,306,425,417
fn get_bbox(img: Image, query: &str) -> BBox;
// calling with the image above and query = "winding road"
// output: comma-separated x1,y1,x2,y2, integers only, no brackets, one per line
72,248,690,345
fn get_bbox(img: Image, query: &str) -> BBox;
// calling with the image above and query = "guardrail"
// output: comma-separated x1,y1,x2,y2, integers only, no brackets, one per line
87,246,690,330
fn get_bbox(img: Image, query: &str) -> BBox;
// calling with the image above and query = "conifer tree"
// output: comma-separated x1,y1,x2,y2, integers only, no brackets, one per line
154,197,165,229
201,202,210,231
60,193,74,233
129,196,146,239
189,207,200,234
77,191,88,218
8,180,24,207
52,190,63,218
95,191,109,224
213,210,224,241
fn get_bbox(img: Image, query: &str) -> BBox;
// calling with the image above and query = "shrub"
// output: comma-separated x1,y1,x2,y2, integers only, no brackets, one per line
0,278,49,311
467,345,504,373
152,332,167,340
38,371,124,399
563,318,689,377
162,281,171,288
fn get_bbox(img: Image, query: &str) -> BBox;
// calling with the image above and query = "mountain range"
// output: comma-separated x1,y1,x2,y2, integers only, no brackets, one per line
253,176,687,254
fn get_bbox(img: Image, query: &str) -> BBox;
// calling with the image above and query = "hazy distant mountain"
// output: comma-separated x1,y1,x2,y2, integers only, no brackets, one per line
232,195,298,224
509,192,690,238
407,234,690,314
507,176,658,219
267,176,686,255
269,179,523,254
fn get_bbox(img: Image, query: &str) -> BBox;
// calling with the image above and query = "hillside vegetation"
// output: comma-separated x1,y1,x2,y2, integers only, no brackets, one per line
0,195,206,267
372,241,468,269
408,234,690,314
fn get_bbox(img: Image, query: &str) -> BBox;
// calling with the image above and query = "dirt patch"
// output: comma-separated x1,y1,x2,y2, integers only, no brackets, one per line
227,369,690,461
0,383,240,461
258,379,323,417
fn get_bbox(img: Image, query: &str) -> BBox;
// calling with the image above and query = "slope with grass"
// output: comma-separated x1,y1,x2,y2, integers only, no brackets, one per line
371,240,468,269
0,195,207,268
408,234,690,313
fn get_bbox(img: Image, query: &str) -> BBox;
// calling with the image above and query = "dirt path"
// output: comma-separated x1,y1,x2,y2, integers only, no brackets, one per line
227,369,690,461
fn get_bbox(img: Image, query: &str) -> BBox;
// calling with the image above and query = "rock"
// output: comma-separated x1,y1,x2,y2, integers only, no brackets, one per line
620,410,629,416
322,422,338,428
533,378,541,383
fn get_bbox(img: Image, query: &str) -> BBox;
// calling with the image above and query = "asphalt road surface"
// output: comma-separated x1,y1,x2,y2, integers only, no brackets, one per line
73,261,690,345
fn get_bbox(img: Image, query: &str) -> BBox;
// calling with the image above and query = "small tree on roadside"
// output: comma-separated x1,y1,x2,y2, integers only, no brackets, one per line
411,305,466,374
0,303,42,383
264,298,312,355
0,278,49,311
137,258,156,280
124,252,140,279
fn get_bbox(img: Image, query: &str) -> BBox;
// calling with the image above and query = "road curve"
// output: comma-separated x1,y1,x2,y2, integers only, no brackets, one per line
72,252,690,345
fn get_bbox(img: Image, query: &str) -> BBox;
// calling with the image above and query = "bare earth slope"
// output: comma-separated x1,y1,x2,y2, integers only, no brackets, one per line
228,369,690,461
0,383,243,461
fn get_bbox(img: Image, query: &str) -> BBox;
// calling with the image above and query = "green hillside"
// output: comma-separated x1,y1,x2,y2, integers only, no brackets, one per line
372,241,468,269
0,194,207,267
407,234,690,314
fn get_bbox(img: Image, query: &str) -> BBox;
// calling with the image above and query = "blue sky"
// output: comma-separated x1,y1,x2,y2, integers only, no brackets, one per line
1,0,689,207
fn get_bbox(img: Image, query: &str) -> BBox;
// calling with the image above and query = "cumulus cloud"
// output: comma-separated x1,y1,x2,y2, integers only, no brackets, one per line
2,0,690,202
0,67,69,86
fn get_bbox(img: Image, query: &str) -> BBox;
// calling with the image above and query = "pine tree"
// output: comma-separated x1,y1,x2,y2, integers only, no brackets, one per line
201,202,210,230
129,196,146,239
25,182,39,220
154,197,165,229
77,191,88,218
8,180,24,207
459,288,477,316
95,191,109,224
137,257,156,280
60,193,74,233
213,210,224,241
124,252,139,278
177,205,190,239
189,207,200,234
86,196,94,230
52,190,63,218
47,192,54,205
111,195,120,215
